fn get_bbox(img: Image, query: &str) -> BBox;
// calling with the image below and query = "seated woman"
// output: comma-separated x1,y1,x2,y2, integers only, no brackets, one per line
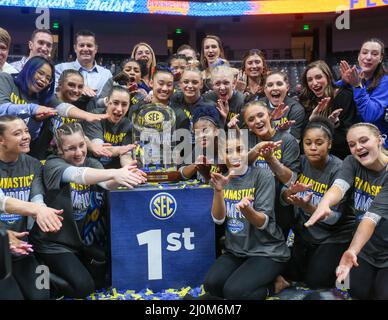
203,135,290,299
83,86,135,169
261,72,306,142
243,101,300,237
0,56,107,159
275,117,354,291
300,60,360,159
307,122,388,300
0,115,63,300
30,122,146,299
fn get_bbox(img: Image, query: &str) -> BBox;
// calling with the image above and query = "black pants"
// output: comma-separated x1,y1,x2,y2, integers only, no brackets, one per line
0,255,50,300
37,247,106,299
349,256,388,300
283,237,349,289
203,252,285,300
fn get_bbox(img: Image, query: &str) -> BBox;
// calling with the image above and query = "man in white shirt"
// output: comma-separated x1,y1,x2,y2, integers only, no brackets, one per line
10,29,53,72
0,27,18,74
55,30,112,97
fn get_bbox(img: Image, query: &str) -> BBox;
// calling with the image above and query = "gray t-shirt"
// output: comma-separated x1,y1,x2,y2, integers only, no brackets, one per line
337,155,388,267
291,155,354,244
0,154,44,233
248,129,300,174
222,166,290,262
30,155,104,254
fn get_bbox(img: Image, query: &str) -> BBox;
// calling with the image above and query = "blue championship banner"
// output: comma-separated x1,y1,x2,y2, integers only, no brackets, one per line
109,185,215,291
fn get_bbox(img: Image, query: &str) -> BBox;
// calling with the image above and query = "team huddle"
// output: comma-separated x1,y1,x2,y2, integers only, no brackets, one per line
0,26,388,300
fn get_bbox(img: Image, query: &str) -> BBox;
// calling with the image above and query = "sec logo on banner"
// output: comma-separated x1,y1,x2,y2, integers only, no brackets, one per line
149,192,177,220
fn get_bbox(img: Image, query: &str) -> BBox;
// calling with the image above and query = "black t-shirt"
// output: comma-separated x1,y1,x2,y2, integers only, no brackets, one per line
302,88,360,160
292,155,354,244
337,155,388,267
83,108,132,168
170,92,218,130
203,90,245,124
0,154,43,233
30,155,104,254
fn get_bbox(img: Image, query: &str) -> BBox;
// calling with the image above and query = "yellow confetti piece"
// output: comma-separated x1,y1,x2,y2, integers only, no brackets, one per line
112,288,118,297
178,287,191,297
145,289,154,296
131,293,142,300
152,297,160,300
166,289,177,293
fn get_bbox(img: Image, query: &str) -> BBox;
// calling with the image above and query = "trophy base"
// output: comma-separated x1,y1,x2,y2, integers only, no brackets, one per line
146,171,181,183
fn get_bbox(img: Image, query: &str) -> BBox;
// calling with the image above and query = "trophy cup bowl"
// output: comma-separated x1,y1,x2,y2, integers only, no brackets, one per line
132,103,181,183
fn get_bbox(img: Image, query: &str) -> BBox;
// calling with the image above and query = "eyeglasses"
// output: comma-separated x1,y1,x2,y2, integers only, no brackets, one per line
35,69,53,84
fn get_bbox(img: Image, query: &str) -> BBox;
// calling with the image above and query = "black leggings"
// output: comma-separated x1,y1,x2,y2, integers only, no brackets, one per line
283,238,349,289
0,255,50,300
349,256,388,300
37,251,96,299
203,252,285,300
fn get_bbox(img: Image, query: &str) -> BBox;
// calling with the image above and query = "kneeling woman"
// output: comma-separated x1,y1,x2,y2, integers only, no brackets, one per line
203,136,289,300
30,122,146,298
0,115,63,300
307,123,388,300
277,117,354,290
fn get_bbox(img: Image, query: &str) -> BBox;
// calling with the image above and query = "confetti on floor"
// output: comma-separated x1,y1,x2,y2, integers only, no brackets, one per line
79,284,351,300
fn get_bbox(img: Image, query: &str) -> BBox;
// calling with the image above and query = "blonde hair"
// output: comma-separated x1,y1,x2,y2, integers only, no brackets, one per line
0,27,11,49
210,65,235,83
131,42,156,78
54,122,85,150
347,122,388,155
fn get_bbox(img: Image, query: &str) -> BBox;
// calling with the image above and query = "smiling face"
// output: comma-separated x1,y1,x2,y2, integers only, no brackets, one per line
151,72,174,104
306,67,329,98
58,73,84,103
29,63,52,94
179,70,203,101
134,45,153,70
74,35,97,66
347,126,383,170
225,138,248,173
212,71,234,101
106,90,130,124
60,132,87,166
264,73,289,106
244,54,264,78
244,103,273,139
0,119,31,155
358,41,383,79
203,38,221,66
122,61,141,84
303,128,331,166
29,32,53,59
